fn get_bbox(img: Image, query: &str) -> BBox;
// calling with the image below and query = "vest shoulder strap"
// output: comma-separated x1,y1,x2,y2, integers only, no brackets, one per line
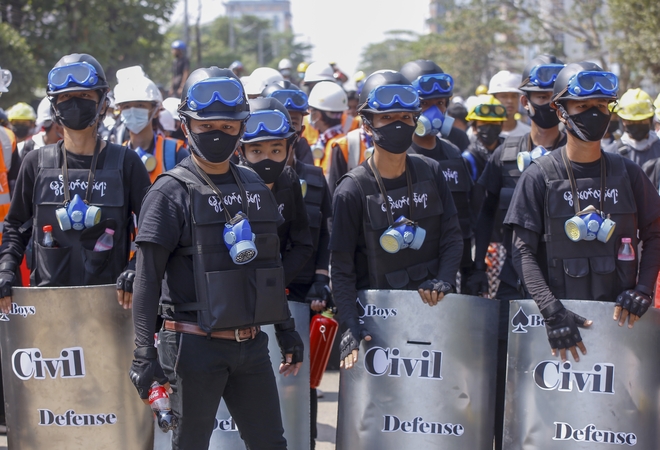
407,153,435,182
102,143,126,170
532,153,562,184
39,144,60,169
347,129,362,171
500,134,527,162
163,138,177,171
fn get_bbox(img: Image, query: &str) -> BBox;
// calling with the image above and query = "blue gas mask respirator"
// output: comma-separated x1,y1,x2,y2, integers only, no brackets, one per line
55,194,101,231
415,106,454,137
379,215,426,254
564,205,616,243
136,147,157,172
517,146,549,172
223,211,258,264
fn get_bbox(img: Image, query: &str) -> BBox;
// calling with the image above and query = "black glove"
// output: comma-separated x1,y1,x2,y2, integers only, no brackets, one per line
129,347,168,400
305,274,333,305
0,271,15,299
116,270,135,293
340,321,371,362
616,289,652,318
275,318,304,364
543,304,588,351
465,269,489,296
418,279,454,295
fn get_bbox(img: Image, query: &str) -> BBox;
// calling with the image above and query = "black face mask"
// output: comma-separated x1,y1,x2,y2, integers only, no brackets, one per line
566,107,611,142
476,124,502,148
624,122,651,142
244,153,288,184
55,97,99,130
12,124,31,139
529,101,560,129
607,120,620,136
370,120,416,154
188,127,241,163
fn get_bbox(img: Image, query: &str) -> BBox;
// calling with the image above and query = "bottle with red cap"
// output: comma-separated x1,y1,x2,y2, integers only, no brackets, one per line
42,225,58,248
149,382,178,432
309,309,338,389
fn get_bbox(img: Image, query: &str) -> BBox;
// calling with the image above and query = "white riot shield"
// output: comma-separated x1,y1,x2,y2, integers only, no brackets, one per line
154,301,310,450
504,299,660,449
0,285,153,449
336,291,499,450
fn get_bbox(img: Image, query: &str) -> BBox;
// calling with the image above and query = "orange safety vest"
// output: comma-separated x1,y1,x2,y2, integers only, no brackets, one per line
302,113,359,149
320,133,347,175
125,134,186,184
324,129,368,177
0,127,16,237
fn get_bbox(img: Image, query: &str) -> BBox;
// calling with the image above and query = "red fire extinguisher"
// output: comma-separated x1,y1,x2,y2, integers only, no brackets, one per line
309,309,338,389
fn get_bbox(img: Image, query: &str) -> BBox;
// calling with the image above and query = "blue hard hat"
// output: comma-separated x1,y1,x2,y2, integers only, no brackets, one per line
171,40,187,50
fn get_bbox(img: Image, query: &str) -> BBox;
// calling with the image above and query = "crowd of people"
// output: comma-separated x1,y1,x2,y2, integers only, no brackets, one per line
0,39,658,449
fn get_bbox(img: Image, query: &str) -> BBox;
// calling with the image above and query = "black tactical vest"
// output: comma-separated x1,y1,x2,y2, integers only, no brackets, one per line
293,159,326,284
273,166,298,255
344,155,446,290
31,143,130,287
437,153,473,239
164,163,290,332
534,151,638,301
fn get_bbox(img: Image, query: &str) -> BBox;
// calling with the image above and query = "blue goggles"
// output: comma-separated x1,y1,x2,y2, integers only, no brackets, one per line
268,89,308,111
244,110,290,138
412,73,454,96
366,85,420,111
48,62,99,90
186,78,245,111
567,71,618,97
527,64,564,88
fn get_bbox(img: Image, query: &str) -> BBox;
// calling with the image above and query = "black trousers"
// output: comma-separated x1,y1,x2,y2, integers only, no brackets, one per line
159,329,287,450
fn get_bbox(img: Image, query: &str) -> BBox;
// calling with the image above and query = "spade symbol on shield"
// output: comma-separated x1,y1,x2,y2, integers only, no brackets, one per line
356,298,366,324
511,307,529,333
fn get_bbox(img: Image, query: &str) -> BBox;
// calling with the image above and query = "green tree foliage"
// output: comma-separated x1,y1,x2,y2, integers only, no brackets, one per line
0,22,40,108
0,0,176,94
608,0,660,86
359,31,419,76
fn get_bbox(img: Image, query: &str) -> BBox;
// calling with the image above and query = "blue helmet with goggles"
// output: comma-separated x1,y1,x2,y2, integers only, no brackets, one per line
178,67,250,121
47,54,108,95
401,60,453,99
552,61,618,103
520,54,564,92
262,81,309,115
241,97,296,143
358,71,421,115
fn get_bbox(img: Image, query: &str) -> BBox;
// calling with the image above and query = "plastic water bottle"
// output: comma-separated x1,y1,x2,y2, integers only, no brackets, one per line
149,382,178,432
93,228,114,252
42,225,57,248
617,237,635,261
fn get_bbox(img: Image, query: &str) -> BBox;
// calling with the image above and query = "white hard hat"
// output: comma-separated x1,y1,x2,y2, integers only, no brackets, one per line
0,67,11,93
303,62,335,83
159,109,176,132
308,81,348,113
114,66,162,105
244,67,284,97
36,97,53,128
488,70,523,95
278,58,293,71
162,97,181,121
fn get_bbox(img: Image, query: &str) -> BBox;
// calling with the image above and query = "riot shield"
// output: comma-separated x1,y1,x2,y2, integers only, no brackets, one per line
335,291,499,450
153,300,310,450
503,299,660,449
0,285,153,449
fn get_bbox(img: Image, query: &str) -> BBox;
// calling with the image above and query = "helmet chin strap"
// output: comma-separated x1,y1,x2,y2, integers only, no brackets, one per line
556,102,589,141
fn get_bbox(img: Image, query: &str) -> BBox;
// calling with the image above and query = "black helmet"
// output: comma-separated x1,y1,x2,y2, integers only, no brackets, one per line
261,80,302,97
400,60,451,98
520,54,565,92
552,61,617,103
178,67,250,121
47,53,109,95
241,97,296,143
358,71,421,114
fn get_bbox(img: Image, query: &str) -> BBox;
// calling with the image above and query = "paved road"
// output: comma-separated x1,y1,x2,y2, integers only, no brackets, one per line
315,370,339,450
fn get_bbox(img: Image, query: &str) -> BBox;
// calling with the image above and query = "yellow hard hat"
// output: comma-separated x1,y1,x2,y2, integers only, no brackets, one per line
654,93,660,122
7,102,37,122
475,84,489,96
297,62,309,74
466,95,507,122
616,88,654,121
354,70,366,83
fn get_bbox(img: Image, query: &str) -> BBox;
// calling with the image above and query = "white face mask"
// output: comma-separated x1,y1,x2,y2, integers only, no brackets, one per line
121,107,151,134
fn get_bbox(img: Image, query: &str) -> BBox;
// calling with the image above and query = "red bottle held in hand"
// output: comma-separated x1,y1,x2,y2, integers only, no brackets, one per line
309,309,338,389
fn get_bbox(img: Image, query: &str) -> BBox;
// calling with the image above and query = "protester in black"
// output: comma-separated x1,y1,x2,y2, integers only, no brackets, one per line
330,71,463,371
504,62,660,363
129,67,304,450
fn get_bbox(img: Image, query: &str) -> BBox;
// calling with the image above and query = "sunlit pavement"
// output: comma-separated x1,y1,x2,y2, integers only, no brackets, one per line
316,370,339,450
